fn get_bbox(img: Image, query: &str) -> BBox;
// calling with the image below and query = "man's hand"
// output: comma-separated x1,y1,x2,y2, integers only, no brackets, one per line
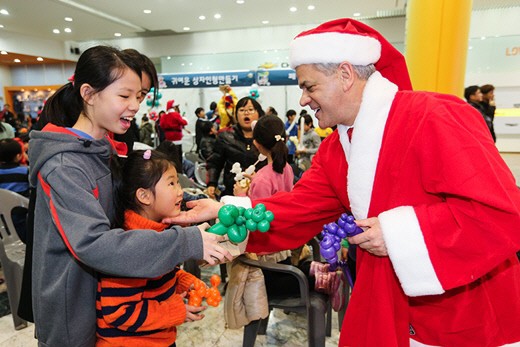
162,199,222,225
346,217,388,257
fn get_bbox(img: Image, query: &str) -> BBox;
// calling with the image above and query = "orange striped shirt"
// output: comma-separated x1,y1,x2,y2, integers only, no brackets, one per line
96,210,201,346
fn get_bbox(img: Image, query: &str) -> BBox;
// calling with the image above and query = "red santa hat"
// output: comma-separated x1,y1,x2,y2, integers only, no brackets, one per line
166,99,178,110
289,18,412,91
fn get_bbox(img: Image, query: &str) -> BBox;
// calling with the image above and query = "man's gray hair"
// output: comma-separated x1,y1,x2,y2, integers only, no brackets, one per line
313,63,376,80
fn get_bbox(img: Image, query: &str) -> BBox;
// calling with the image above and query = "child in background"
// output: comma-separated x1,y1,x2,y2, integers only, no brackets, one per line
0,138,30,242
296,114,321,162
225,115,313,329
28,46,230,347
0,138,30,197
97,150,206,347
139,114,154,147
233,115,293,199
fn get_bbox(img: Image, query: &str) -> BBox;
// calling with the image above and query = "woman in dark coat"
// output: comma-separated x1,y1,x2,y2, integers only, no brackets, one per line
206,97,266,199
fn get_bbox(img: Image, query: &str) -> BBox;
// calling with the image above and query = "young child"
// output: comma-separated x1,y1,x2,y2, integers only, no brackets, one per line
0,138,30,242
28,46,230,347
0,138,30,197
97,149,206,347
233,115,293,199
296,114,321,162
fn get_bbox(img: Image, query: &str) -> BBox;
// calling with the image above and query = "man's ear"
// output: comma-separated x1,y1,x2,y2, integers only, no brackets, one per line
338,62,355,91
80,83,95,105
136,188,152,205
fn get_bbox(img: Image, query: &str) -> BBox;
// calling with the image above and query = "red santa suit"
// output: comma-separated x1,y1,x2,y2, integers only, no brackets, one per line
245,70,520,346
160,100,187,144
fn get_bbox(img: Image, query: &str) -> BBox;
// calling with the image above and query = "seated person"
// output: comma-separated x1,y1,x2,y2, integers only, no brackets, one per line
0,138,30,241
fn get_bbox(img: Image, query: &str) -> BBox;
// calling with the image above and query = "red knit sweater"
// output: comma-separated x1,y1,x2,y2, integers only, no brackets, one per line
96,210,201,347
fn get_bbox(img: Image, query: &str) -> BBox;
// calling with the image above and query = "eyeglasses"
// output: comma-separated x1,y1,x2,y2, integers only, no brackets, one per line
238,108,257,114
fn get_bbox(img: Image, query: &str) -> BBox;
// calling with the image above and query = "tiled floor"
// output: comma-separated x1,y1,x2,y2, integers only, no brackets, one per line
1,152,519,347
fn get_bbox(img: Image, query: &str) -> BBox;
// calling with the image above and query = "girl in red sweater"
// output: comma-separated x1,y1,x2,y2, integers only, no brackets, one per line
96,149,206,347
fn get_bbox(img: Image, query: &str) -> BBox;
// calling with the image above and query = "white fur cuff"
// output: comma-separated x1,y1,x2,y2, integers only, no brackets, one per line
379,206,444,297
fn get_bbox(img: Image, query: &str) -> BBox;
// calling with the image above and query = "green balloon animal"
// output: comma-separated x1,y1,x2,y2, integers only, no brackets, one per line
207,203,274,244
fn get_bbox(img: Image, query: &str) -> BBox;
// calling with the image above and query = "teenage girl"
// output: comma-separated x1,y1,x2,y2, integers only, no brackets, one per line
18,47,162,324
28,46,231,347
97,149,206,347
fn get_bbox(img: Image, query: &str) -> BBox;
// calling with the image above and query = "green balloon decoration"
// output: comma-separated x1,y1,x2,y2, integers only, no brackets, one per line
207,203,274,244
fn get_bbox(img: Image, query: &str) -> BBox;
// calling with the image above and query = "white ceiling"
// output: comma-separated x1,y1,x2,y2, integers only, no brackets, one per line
1,0,520,43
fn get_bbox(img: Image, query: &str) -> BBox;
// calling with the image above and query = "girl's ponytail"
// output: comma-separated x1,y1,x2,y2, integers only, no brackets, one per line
253,115,288,174
271,139,288,174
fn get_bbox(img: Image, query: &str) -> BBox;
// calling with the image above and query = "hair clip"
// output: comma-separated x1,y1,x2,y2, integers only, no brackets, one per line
143,149,152,160
274,134,284,142
67,74,75,86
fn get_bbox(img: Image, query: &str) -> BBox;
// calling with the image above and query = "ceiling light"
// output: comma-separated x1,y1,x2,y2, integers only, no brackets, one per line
14,58,20,63
353,12,361,17
64,17,73,22
236,0,245,4
37,57,44,61
64,28,72,33
214,13,221,19
114,32,122,37
0,24,3,28
289,7,297,12
481,36,486,40
0,9,9,15
199,15,206,20
143,9,152,14
167,56,171,60
262,20,269,24
183,27,190,31
469,46,473,50
307,5,315,10
53,29,60,34
0,51,7,55
181,63,185,66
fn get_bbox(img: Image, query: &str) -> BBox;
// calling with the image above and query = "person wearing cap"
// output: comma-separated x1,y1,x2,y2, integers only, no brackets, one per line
168,18,520,347
160,99,188,165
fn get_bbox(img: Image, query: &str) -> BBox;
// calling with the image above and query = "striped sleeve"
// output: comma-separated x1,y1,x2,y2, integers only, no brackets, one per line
97,271,187,333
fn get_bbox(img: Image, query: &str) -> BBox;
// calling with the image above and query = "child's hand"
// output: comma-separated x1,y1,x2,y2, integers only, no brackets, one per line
233,182,248,196
185,304,206,322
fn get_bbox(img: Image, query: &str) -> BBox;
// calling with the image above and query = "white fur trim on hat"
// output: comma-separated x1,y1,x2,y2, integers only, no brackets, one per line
379,206,444,297
290,32,381,69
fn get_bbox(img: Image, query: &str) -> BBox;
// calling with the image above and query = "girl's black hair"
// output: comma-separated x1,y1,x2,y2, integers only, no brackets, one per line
123,48,159,104
235,97,265,118
301,114,314,128
253,115,288,174
112,150,175,228
40,46,142,127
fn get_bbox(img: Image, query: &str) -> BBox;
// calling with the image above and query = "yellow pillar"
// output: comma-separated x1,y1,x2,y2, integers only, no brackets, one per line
405,0,472,97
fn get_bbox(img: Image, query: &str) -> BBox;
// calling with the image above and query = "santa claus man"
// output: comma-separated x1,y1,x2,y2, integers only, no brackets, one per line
168,18,520,347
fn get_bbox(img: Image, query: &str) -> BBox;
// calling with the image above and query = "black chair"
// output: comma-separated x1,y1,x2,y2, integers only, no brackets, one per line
237,238,332,347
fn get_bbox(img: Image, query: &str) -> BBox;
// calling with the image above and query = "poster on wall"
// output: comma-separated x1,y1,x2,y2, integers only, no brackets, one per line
159,69,298,89
159,70,256,89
